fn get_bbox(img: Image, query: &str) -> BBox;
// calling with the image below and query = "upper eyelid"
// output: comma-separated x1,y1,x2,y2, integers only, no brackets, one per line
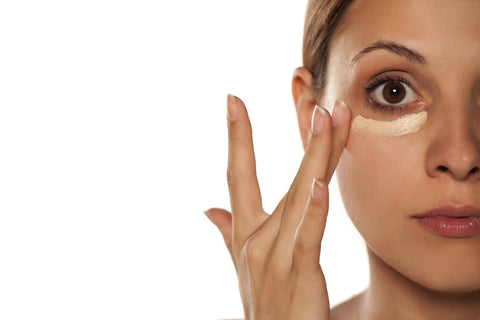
364,74,418,92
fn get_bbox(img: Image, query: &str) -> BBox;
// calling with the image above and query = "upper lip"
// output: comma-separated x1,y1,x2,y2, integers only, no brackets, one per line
413,205,480,218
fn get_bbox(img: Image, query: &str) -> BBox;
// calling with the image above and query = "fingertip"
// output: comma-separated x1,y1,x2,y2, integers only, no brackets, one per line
311,105,330,135
204,208,219,225
227,94,239,122
204,208,232,230
203,208,214,221
332,100,351,128
204,208,234,253
310,178,325,202
342,101,352,129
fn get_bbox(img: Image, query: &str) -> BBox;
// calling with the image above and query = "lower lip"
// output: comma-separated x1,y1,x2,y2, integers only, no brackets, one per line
416,216,480,238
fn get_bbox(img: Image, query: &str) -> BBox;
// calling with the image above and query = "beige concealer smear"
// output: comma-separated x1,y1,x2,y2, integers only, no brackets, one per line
351,111,427,137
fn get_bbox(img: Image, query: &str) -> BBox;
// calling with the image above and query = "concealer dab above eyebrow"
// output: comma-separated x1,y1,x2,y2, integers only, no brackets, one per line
352,111,427,137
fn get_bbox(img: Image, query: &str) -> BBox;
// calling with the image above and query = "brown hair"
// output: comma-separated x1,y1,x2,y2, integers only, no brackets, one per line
303,0,354,96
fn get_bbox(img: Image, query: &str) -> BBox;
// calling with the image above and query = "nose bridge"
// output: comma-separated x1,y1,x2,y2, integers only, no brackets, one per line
425,90,480,181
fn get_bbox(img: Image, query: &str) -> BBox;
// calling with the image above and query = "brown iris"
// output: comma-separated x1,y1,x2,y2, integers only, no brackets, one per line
382,82,406,104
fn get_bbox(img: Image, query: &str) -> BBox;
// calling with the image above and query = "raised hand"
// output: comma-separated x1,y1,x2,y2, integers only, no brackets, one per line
205,94,351,320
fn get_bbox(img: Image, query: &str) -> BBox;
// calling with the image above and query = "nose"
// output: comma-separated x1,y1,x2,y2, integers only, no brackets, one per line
425,106,480,181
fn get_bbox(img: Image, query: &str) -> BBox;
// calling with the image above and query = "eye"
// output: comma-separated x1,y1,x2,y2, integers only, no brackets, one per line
371,81,417,106
364,75,422,113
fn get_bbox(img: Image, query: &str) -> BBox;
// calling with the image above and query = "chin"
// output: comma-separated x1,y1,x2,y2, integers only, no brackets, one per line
418,275,480,294
398,255,480,294
369,239,480,295
414,243,480,294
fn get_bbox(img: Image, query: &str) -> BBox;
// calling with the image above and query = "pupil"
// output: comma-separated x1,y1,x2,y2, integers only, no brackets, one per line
382,82,406,104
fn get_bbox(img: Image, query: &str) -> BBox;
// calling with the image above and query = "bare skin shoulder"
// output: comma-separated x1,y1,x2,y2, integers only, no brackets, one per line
330,291,365,320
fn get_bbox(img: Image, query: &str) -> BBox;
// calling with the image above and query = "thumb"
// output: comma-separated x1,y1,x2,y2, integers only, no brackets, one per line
204,208,233,254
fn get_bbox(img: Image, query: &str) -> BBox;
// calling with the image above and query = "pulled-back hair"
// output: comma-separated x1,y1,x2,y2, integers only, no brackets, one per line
303,0,354,96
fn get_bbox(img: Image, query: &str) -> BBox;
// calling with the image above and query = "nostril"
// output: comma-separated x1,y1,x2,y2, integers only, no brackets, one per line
438,165,449,172
435,165,480,177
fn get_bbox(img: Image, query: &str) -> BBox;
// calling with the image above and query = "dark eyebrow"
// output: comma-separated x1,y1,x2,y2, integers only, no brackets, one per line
350,40,427,66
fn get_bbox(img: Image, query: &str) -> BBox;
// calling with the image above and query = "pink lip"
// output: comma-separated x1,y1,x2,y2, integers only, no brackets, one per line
413,206,480,238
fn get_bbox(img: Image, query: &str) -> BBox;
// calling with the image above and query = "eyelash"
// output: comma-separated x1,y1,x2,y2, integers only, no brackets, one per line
364,75,416,113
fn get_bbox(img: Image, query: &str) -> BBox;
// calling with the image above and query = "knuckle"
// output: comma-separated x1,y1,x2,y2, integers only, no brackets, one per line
226,166,235,187
294,236,314,255
269,259,290,278
243,235,264,268
266,242,293,277
228,127,239,141
285,190,305,210
228,122,252,143
305,141,327,161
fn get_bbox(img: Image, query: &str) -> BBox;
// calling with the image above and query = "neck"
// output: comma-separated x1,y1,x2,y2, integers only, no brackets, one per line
359,247,480,320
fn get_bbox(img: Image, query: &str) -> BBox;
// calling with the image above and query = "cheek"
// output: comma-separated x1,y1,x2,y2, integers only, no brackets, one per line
337,130,480,292
336,130,423,240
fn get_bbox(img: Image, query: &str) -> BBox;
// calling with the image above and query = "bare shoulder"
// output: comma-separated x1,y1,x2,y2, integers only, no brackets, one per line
330,290,366,320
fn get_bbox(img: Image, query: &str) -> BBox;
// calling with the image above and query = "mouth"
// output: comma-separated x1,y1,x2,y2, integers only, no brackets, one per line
412,206,480,238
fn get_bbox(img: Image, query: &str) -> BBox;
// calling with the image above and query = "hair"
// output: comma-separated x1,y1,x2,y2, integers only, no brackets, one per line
303,0,355,97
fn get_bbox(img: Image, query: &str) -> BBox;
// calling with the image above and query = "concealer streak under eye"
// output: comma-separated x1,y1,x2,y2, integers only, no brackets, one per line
351,111,427,137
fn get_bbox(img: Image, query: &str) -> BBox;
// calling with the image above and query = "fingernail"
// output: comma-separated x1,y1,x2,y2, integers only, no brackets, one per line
204,210,214,222
332,100,347,128
227,94,238,122
311,105,326,135
311,178,323,201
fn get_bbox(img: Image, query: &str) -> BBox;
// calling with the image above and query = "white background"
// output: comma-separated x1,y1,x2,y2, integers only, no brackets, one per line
0,1,368,319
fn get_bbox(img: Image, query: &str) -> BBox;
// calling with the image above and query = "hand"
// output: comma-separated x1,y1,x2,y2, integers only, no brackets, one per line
205,94,351,320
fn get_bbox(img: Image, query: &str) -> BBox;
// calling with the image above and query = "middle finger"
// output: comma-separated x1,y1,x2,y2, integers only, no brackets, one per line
277,104,332,241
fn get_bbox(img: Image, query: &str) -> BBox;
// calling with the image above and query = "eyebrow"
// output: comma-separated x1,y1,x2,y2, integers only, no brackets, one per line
350,40,427,66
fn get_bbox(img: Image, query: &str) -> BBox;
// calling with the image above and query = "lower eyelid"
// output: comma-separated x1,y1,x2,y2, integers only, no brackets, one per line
366,97,406,113
366,94,423,114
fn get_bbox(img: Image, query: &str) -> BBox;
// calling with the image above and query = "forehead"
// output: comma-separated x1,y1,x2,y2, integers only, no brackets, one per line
328,0,480,68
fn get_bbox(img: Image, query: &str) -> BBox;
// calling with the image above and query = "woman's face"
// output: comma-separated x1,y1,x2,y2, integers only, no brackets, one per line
324,0,480,292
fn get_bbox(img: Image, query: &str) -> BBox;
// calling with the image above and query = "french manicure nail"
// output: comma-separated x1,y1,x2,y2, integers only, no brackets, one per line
311,105,326,135
332,101,347,128
227,94,238,122
311,178,323,201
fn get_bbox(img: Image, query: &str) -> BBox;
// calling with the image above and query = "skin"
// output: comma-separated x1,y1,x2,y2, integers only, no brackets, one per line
308,0,480,318
206,95,350,319
207,0,480,319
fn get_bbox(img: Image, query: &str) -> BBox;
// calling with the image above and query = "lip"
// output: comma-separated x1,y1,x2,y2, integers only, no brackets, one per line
413,206,480,238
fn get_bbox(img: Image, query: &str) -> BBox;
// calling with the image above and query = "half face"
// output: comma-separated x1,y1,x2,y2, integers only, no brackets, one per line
324,0,480,292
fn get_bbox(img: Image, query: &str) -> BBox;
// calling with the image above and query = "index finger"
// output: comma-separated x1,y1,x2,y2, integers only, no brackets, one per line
226,95,265,241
